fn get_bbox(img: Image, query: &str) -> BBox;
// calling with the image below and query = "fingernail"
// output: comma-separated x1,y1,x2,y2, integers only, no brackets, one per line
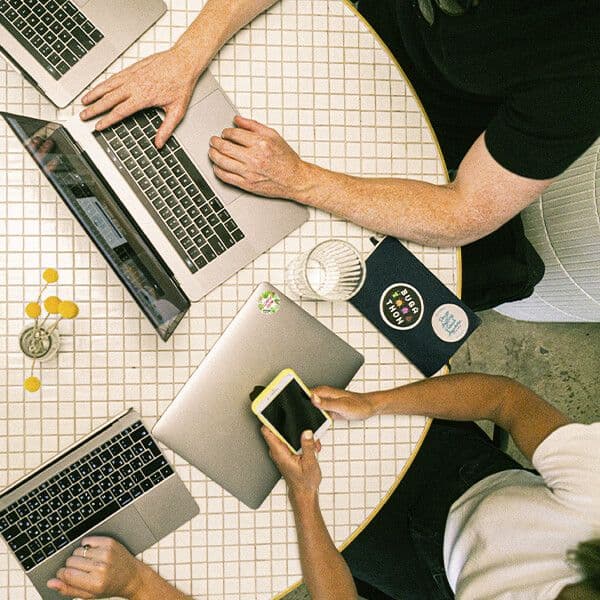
303,430,313,440
312,395,321,404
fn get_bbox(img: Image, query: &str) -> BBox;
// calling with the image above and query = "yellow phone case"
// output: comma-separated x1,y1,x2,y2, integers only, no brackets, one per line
251,368,331,453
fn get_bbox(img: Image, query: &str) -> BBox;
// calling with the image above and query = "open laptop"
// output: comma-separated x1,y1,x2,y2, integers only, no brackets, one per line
1,73,308,341
153,283,365,509
0,408,198,600
0,0,166,107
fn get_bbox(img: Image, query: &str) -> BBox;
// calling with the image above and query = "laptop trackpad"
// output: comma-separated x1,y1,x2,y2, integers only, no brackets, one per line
87,506,156,555
176,89,244,206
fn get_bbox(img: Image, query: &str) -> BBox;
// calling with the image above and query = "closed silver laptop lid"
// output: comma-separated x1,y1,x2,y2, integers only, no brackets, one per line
153,282,364,509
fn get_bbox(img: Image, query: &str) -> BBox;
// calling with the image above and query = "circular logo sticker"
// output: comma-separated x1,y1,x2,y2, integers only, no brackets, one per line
379,283,424,331
258,290,281,315
431,303,469,343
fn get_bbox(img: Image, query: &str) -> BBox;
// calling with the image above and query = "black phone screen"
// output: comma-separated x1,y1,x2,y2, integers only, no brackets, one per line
262,379,326,451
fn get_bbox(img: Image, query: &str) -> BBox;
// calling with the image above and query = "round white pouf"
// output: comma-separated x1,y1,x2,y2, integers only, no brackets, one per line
495,138,600,322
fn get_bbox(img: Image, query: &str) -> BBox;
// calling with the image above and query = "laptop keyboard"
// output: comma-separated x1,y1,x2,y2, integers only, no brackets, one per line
95,108,246,274
0,0,104,80
0,420,173,572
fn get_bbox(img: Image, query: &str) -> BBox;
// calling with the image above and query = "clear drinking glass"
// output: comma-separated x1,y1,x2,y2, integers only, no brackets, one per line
286,239,366,301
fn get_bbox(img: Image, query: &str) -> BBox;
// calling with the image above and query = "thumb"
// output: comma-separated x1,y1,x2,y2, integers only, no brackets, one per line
312,391,347,416
300,430,318,464
155,103,186,149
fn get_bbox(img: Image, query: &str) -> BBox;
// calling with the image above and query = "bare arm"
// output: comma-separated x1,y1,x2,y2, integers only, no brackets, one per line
262,428,358,600
209,121,553,246
297,134,553,246
291,494,358,600
80,0,278,146
313,373,571,461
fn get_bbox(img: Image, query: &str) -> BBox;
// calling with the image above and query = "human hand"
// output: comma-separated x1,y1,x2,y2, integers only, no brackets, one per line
46,536,147,599
209,116,311,200
311,387,377,421
261,427,322,503
80,47,203,148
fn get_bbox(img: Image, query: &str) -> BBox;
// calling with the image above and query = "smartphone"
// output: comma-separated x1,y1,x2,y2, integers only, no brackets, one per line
252,368,332,454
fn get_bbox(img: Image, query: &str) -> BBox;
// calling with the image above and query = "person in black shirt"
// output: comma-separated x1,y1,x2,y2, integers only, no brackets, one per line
79,0,599,307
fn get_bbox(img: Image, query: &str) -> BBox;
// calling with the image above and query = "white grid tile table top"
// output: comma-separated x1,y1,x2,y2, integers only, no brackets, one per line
0,1,457,598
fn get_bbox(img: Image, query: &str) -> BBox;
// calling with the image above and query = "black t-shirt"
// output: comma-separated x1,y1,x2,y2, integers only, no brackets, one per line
395,0,600,179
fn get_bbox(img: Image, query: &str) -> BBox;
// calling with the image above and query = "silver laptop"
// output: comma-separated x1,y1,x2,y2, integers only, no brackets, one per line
0,0,166,107
1,72,308,341
153,282,365,509
0,408,198,600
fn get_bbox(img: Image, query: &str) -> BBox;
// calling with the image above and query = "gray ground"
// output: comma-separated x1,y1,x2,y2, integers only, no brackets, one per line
281,310,600,599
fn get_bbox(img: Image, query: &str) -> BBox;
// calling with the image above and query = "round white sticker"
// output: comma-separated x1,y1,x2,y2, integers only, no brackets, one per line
431,304,469,343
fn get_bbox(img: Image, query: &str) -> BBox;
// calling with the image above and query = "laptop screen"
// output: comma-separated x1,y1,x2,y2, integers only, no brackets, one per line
3,113,190,341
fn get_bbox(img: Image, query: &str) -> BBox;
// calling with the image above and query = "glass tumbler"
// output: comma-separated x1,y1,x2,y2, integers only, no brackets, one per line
286,239,366,301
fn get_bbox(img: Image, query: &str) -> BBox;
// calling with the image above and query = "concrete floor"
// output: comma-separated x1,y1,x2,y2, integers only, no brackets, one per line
280,309,600,599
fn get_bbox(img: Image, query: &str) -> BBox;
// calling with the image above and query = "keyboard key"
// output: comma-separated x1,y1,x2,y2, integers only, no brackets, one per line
224,219,237,232
214,224,234,248
9,532,28,550
194,256,208,269
65,501,119,542
67,39,86,59
201,245,216,262
117,492,133,508
140,479,153,492
209,198,224,212
142,456,168,477
3,524,19,540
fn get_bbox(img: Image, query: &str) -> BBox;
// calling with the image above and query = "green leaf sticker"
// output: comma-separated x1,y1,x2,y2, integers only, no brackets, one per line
258,290,281,315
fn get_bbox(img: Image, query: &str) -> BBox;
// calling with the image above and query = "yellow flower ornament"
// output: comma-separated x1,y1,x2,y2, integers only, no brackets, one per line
43,268,59,284
58,301,79,319
24,376,41,392
44,296,62,314
25,302,41,319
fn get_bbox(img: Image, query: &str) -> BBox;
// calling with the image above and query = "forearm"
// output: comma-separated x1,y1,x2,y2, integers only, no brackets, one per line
291,493,358,600
295,162,475,246
129,562,194,600
368,373,570,458
172,0,279,77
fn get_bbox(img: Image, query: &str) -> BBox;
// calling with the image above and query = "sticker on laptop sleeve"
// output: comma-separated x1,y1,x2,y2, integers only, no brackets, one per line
431,303,468,343
379,283,424,330
258,290,281,315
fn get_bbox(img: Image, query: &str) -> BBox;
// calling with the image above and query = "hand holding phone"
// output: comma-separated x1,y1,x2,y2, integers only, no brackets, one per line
252,369,331,454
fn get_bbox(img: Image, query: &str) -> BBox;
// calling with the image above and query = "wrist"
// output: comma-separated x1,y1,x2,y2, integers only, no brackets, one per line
289,489,319,512
170,39,209,82
365,391,383,417
291,161,321,206
125,560,156,600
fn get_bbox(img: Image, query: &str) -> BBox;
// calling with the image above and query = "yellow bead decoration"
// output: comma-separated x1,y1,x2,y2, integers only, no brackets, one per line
44,296,62,314
24,376,41,392
25,302,41,319
58,300,79,319
42,268,59,283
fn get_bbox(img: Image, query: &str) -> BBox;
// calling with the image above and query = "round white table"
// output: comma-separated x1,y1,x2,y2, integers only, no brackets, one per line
0,1,457,598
